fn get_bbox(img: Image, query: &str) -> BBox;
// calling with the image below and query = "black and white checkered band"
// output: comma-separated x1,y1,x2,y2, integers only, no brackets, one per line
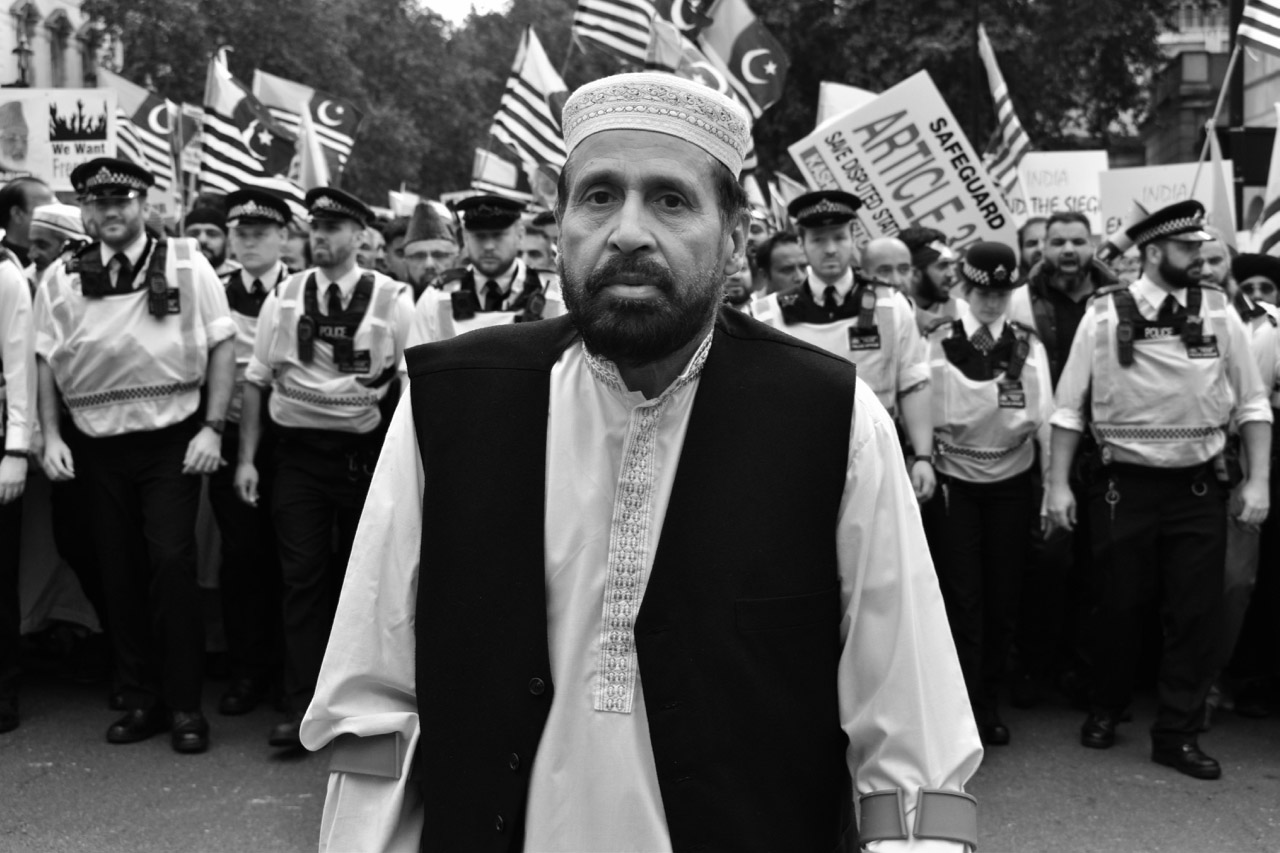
310,195,363,220
796,199,856,221
82,168,148,192
962,259,1012,287
1132,216,1206,246
229,200,286,225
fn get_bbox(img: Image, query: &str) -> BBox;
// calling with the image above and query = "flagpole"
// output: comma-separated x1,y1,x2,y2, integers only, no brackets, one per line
559,34,579,81
1192,42,1243,193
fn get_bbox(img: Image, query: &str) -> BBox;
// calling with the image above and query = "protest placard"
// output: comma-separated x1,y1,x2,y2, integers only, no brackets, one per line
789,71,1017,251
816,81,877,126
1099,161,1234,238
0,89,117,191
1006,150,1108,233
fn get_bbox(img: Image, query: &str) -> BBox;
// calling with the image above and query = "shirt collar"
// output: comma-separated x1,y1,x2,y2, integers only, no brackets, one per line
806,267,854,305
316,263,365,295
960,311,1006,339
582,327,714,403
470,258,525,294
1134,274,1185,310
242,261,288,289
100,229,149,268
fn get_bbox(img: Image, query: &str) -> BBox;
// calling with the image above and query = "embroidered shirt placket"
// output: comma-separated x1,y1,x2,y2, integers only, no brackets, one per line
586,333,713,714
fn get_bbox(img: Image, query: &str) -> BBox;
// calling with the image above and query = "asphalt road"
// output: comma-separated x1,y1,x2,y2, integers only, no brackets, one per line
3,675,1279,852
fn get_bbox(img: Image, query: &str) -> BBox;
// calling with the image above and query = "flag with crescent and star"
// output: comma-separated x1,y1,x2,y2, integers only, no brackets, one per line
201,51,306,218
97,68,176,192
251,69,363,180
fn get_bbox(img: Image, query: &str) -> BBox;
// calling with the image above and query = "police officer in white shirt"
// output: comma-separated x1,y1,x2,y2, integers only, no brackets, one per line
408,194,563,346
1046,200,1272,779
237,187,414,749
208,188,292,717
924,241,1053,748
34,158,236,754
752,191,936,502
0,232,33,734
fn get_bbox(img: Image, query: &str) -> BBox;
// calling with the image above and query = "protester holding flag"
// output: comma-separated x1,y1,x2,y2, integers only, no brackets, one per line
925,240,1054,747
35,158,236,754
236,187,413,751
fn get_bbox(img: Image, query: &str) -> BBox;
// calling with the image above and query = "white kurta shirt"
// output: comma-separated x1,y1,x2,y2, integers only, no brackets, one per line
0,257,33,451
302,338,982,853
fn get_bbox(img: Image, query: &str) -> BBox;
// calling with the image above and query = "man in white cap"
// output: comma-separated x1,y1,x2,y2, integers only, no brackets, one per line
302,72,980,852
27,202,87,283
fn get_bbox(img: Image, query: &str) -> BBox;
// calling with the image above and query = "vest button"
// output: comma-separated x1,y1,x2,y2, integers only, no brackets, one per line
508,752,520,771
528,677,546,695
495,814,505,832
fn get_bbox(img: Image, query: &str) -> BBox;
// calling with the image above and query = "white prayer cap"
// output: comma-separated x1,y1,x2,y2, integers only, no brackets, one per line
560,72,752,176
31,203,85,239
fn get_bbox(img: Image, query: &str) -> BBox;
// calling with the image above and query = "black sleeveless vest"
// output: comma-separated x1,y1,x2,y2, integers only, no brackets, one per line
406,308,859,853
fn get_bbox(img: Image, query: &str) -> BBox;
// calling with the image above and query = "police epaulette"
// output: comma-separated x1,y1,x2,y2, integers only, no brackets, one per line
776,288,801,308
63,241,99,274
1090,283,1128,300
1009,320,1038,338
439,268,469,286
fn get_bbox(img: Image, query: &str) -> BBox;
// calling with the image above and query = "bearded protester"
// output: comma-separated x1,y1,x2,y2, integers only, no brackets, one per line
900,225,961,336
300,72,981,853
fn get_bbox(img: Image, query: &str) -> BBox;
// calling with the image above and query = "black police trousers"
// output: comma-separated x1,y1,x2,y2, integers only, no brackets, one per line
1087,462,1225,743
81,418,205,711
0,492,20,704
269,428,377,712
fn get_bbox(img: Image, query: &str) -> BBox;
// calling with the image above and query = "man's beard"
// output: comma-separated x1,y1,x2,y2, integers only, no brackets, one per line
1158,255,1200,290
915,269,949,306
202,244,227,268
562,254,720,366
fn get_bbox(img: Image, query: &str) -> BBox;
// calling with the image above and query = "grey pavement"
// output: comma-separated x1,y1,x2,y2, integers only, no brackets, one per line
3,676,1280,852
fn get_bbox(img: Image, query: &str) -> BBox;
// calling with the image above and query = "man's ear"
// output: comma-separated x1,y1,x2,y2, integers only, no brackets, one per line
723,210,748,277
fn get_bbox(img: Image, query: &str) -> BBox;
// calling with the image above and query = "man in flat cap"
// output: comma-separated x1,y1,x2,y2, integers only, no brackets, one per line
205,188,292,719
1046,200,1271,779
303,72,979,852
400,202,456,300
752,190,937,503
34,157,236,754
407,194,562,345
236,186,413,751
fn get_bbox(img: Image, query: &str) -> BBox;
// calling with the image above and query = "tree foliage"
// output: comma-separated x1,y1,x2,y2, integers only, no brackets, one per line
83,0,1185,201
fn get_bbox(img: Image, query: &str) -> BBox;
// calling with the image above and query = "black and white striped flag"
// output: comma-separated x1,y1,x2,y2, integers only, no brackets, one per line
490,28,568,170
573,0,657,65
97,68,176,192
977,24,1031,203
252,70,362,180
1239,0,1280,57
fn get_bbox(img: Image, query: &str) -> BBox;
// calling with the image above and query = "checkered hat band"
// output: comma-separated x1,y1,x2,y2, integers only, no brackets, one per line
229,201,285,224
1133,216,1204,245
797,199,855,220
312,196,363,220
84,169,148,191
962,259,990,286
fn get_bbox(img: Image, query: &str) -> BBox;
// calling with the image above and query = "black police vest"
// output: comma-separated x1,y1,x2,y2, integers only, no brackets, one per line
69,238,178,318
941,319,1032,382
406,308,859,853
447,266,550,323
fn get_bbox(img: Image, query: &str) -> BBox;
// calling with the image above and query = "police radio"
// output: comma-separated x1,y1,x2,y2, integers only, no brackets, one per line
297,315,317,363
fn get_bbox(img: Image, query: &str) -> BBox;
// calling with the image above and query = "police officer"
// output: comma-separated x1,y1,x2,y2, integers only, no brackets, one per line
1046,200,1272,779
408,194,563,346
752,190,935,501
34,158,236,753
208,189,292,717
925,241,1054,746
237,187,413,749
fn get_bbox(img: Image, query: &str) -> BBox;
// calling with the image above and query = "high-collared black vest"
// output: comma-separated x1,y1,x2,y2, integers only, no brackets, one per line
406,308,859,853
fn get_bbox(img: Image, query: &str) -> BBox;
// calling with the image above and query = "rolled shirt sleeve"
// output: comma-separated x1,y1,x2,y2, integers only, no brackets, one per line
301,393,425,853
892,291,931,395
188,247,236,348
838,380,983,852
0,261,34,450
1050,305,1096,433
1223,308,1273,427
244,293,280,388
